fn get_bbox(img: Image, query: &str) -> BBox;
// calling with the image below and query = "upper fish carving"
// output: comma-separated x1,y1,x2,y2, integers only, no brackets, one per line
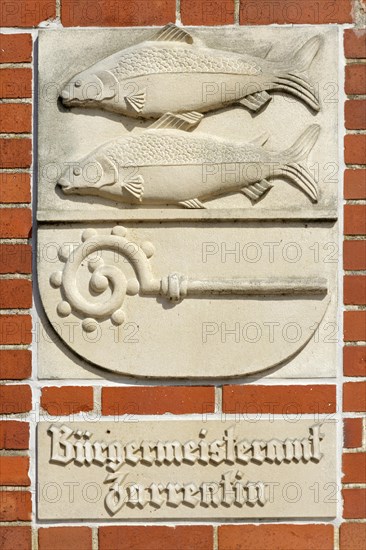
60,24,322,120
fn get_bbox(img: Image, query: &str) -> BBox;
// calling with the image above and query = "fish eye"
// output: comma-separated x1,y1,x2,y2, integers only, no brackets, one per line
75,80,82,88
73,167,82,176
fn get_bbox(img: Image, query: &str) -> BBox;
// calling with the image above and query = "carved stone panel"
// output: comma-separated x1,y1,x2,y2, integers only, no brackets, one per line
37,420,336,520
38,26,338,221
37,222,337,379
37,25,339,379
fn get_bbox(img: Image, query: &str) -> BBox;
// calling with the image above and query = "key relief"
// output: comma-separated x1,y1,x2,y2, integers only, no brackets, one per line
50,225,328,329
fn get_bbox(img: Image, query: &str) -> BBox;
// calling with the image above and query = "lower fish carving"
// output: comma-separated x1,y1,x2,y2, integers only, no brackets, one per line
58,115,320,207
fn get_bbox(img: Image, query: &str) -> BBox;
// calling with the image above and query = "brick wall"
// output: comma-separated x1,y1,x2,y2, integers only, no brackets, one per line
0,1,365,549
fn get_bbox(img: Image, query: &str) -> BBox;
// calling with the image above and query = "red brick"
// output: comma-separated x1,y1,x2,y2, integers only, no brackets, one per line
0,350,32,380
344,417,363,448
344,135,366,165
343,488,366,518
0,139,32,168
0,279,32,309
0,491,31,521
240,0,352,24
0,34,32,63
343,381,366,412
0,0,56,27
345,100,366,130
344,275,366,305
346,64,366,95
41,386,94,415
0,315,32,344
38,528,92,550
343,452,366,483
222,384,336,414
61,0,175,27
0,421,29,449
344,206,366,235
0,104,32,134
344,170,366,199
344,311,366,342
0,526,31,550
99,526,213,550
0,456,30,486
340,523,366,550
344,29,366,59
0,68,32,98
0,208,32,238
0,173,31,203
0,385,32,414
102,386,215,415
0,244,31,273
344,346,366,377
218,524,334,550
181,0,234,25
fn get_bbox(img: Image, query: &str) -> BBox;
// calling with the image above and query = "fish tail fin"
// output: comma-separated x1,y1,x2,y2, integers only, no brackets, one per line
274,125,320,202
273,36,322,111
291,35,322,73
278,163,319,203
281,124,320,163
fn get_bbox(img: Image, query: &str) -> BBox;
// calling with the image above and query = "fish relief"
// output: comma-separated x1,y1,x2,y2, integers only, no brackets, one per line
60,23,322,122
58,115,320,208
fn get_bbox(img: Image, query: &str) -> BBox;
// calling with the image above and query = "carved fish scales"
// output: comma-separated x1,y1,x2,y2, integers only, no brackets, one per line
111,47,261,79
105,133,262,166
60,24,322,121
58,116,320,208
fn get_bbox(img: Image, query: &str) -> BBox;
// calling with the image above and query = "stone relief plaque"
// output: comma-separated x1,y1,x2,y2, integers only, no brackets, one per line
37,223,336,379
37,25,339,379
37,420,336,520
38,26,338,220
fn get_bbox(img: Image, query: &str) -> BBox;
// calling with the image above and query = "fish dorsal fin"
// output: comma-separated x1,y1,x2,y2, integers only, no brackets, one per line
250,132,270,147
251,43,272,59
241,180,273,203
123,175,144,201
179,198,206,209
152,24,194,45
125,88,146,113
149,111,203,131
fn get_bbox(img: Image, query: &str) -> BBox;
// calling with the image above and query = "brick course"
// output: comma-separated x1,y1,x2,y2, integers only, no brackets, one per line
102,386,215,415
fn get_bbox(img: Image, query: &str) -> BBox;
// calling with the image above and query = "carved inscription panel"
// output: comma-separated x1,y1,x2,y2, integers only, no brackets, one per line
38,420,336,520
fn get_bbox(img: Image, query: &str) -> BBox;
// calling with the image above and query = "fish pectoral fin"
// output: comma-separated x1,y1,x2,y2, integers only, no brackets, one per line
150,111,204,131
241,180,273,204
152,23,194,45
250,131,270,147
179,198,206,209
122,175,144,201
125,88,146,113
239,91,271,112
